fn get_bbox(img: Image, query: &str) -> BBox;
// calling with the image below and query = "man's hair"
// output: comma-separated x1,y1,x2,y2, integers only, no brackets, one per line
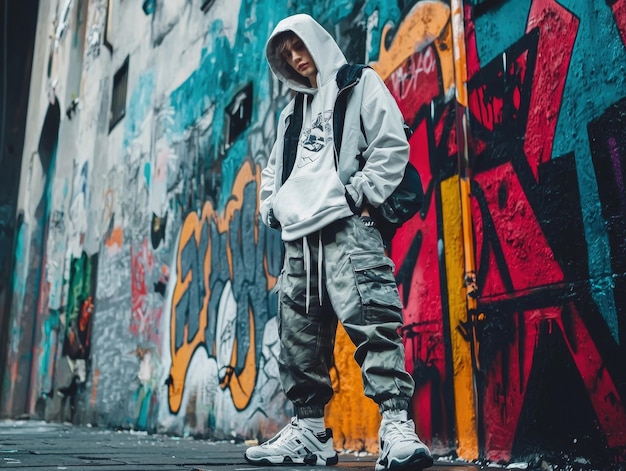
273,30,300,63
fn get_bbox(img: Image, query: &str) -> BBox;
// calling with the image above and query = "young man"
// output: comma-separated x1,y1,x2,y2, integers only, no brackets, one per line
245,13,433,471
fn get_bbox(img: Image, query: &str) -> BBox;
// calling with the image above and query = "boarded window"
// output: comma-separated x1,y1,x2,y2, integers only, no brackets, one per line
223,83,253,150
469,0,505,17
109,56,129,131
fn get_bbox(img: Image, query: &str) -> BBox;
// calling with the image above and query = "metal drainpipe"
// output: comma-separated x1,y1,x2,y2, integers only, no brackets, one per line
450,0,480,460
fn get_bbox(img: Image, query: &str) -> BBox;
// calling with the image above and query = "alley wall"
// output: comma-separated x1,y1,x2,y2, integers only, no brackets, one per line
2,0,625,466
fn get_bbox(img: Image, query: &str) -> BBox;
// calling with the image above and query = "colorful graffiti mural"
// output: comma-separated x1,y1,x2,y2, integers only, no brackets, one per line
167,160,278,413
2,0,626,467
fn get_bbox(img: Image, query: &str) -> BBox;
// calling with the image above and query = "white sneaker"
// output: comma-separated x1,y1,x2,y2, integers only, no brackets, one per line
375,412,433,471
245,417,338,466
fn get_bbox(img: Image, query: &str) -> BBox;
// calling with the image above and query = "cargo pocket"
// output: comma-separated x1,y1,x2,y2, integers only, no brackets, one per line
349,251,403,317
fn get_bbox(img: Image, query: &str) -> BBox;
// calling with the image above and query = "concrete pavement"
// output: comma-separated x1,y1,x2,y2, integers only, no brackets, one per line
0,419,515,471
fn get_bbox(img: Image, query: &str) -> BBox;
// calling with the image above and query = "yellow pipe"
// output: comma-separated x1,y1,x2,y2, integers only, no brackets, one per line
449,0,479,460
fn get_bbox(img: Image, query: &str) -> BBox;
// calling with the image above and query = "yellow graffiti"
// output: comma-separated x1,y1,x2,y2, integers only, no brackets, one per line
326,324,381,452
370,0,454,95
169,160,265,414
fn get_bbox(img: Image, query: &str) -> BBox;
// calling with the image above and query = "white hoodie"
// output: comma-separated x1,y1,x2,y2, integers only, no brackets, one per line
261,14,409,242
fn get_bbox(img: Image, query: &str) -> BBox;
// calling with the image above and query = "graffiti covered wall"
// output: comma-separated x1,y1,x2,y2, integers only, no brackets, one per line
2,0,625,466
464,0,626,464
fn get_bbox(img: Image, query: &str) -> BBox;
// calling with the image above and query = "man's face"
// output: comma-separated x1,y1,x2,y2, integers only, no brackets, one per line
281,37,318,86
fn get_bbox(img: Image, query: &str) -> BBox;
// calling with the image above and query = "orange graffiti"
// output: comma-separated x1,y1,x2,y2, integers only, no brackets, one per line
105,226,124,249
220,308,257,410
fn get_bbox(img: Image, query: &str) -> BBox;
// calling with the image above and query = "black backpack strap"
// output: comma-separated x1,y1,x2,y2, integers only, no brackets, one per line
334,64,370,157
336,63,369,90
282,93,305,184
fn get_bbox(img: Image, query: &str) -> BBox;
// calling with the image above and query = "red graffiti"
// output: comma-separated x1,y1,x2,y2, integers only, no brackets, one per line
130,238,158,342
465,0,626,462
386,0,626,462
385,45,441,123
473,163,563,296
523,0,579,179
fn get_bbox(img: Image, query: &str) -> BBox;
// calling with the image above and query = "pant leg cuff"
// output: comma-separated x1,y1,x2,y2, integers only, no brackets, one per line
379,398,410,414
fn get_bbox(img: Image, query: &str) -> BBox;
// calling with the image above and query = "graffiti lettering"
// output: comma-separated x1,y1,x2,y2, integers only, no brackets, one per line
387,46,440,120
168,161,279,413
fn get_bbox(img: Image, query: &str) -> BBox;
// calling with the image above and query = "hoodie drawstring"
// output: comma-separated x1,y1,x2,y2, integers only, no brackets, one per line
296,83,325,314
303,231,324,314
303,236,311,313
318,231,323,308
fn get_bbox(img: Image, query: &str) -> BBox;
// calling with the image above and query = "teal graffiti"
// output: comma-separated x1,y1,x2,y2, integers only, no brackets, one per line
133,384,153,430
165,2,284,211
552,1,626,339
38,309,61,394
63,253,97,360
124,71,156,148
144,161,151,188
12,221,28,316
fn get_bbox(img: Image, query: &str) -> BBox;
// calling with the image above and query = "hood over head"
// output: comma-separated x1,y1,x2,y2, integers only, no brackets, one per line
265,14,347,93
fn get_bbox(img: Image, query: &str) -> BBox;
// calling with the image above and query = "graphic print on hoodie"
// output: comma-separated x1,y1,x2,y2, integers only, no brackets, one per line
264,14,354,241
300,111,332,157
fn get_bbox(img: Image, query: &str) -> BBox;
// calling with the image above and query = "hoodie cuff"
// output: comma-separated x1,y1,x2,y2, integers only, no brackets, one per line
345,184,362,214
345,188,361,214
267,208,281,229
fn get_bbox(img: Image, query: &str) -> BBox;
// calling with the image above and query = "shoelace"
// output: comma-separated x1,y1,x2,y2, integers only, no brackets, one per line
267,420,326,450
381,420,418,443
267,422,298,446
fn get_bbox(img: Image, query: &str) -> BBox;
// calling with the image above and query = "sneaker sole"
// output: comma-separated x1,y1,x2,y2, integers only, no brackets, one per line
375,453,433,471
244,453,339,466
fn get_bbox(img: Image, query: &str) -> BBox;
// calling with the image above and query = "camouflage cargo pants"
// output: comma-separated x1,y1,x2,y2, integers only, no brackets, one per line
278,215,415,419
